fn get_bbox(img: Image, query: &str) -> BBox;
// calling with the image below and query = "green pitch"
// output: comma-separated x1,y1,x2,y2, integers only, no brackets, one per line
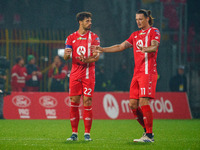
0,119,200,150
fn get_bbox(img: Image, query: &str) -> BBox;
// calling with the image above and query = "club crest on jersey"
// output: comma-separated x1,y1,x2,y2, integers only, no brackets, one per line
77,37,87,40
77,46,86,55
136,40,143,50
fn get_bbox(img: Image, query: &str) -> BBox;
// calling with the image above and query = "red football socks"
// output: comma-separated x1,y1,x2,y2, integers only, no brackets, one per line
70,102,80,133
132,107,145,129
83,106,93,134
141,105,153,133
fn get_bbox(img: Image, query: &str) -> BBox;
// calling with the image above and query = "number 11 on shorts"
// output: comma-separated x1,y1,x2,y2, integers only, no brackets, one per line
141,88,145,95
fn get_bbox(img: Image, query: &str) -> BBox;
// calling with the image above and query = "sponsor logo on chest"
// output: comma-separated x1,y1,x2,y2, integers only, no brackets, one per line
77,37,87,40
139,32,146,35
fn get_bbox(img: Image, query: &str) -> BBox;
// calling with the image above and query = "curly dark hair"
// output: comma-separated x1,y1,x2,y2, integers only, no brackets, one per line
76,12,92,23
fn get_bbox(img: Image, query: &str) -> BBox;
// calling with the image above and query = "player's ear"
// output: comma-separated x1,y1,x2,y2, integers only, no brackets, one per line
147,16,150,22
79,20,82,25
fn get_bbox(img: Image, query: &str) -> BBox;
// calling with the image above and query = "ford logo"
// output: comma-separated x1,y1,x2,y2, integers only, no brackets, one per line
12,95,31,107
39,96,57,108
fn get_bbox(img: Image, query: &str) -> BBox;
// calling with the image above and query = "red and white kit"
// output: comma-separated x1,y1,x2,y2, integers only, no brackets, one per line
65,31,100,97
126,27,161,99
11,64,27,92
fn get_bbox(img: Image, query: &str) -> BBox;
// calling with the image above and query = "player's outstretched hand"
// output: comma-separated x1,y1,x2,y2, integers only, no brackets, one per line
91,45,103,53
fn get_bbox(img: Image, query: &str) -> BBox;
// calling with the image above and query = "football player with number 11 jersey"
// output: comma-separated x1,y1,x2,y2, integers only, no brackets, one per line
92,9,161,143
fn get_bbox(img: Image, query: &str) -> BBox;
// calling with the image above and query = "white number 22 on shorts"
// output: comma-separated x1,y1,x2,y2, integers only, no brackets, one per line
84,87,92,96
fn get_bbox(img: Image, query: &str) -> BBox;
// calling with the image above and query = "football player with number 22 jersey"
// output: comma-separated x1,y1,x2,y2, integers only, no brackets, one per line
64,12,100,141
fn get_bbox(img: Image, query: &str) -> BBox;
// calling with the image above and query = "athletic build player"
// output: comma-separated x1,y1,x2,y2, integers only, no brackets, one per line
92,9,160,143
64,12,100,141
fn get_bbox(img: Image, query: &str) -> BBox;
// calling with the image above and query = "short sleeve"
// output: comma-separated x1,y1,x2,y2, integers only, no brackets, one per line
151,28,161,43
92,35,100,46
65,35,72,49
126,33,134,45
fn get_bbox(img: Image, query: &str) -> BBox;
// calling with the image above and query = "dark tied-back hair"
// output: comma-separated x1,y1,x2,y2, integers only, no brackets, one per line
76,12,92,23
15,56,23,64
136,9,154,26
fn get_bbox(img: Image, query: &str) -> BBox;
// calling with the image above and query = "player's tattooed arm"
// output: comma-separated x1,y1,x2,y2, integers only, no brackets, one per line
123,41,132,49
137,40,159,53
91,41,132,53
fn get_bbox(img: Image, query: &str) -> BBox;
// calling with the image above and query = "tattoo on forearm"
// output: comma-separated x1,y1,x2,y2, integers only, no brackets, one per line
151,40,159,46
124,42,131,49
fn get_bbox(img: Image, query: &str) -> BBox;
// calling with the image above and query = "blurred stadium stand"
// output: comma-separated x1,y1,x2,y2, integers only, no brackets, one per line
0,0,199,118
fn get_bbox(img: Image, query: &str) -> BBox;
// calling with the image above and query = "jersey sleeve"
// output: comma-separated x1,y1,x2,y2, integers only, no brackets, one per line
92,35,100,46
151,28,161,43
126,33,134,45
65,35,72,49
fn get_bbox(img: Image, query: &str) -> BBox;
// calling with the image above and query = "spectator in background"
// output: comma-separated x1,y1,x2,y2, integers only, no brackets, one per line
25,55,42,92
48,55,68,92
169,65,187,92
11,56,27,91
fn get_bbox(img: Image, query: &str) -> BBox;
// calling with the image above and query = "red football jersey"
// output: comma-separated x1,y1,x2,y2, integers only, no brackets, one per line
65,31,100,79
126,27,160,75
11,64,27,90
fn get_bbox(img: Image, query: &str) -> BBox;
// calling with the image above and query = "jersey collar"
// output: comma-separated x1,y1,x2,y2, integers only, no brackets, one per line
77,30,89,36
141,27,152,32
